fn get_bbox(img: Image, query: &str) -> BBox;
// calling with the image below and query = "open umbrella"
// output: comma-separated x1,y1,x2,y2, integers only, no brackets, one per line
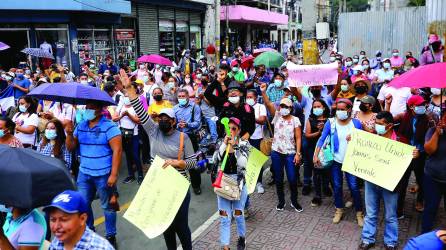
137,54,173,66
254,51,285,68
253,48,277,57
0,145,75,208
388,62,446,89
0,42,10,51
241,55,254,69
21,48,54,59
28,82,115,106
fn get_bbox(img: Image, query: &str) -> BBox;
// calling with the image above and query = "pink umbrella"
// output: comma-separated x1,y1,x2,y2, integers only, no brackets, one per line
388,62,446,89
137,54,173,66
253,48,277,57
240,55,254,69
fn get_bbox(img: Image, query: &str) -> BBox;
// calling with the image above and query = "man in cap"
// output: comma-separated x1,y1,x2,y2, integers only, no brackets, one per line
370,50,382,70
98,56,118,75
45,190,114,250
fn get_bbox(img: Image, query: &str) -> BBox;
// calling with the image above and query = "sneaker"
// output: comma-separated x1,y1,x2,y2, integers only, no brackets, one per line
244,209,250,219
193,187,202,195
311,197,322,207
358,242,375,250
106,235,117,249
302,185,311,196
345,200,353,208
323,187,333,197
123,176,135,184
137,176,144,185
276,202,285,211
384,245,397,250
256,183,265,194
237,236,246,250
290,202,303,213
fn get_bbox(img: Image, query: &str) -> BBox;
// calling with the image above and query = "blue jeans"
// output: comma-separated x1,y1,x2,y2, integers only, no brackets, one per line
206,117,218,142
331,161,363,211
77,171,117,237
302,137,313,186
123,134,143,177
217,177,248,246
362,181,398,246
164,191,192,250
422,174,446,233
271,151,298,205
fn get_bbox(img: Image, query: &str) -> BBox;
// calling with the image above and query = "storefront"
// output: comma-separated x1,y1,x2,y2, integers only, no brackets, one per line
0,0,131,75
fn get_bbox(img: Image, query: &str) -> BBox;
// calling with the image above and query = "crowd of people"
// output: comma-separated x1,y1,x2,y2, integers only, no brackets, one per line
0,32,444,250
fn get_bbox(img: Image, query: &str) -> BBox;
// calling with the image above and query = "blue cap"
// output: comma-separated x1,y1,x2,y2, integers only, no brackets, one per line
44,190,88,214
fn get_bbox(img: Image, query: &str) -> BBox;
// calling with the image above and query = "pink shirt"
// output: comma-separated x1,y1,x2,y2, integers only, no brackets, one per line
390,56,404,67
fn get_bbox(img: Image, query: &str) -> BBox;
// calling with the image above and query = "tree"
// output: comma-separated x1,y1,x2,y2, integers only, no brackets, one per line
407,0,426,7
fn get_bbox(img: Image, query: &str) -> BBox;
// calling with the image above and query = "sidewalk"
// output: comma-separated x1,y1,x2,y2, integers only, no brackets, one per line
192,177,446,250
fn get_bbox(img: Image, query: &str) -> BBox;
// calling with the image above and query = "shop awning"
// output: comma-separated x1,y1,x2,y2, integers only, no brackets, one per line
220,5,288,25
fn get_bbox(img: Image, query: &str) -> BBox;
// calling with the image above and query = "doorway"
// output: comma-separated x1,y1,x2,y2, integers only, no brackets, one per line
0,30,29,71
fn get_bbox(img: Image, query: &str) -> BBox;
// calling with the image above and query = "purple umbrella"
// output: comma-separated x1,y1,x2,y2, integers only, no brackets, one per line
0,42,10,51
28,82,115,106
137,54,173,66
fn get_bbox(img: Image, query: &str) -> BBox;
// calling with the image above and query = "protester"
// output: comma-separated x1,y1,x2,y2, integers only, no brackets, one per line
195,80,218,145
45,190,115,250
266,72,287,103
12,69,31,101
0,116,23,148
313,98,364,226
147,87,173,115
66,100,122,248
37,119,72,169
404,229,446,250
337,78,355,100
420,34,444,65
204,64,231,113
354,95,377,133
390,49,404,69
377,67,411,117
427,88,445,120
98,56,118,75
12,96,38,148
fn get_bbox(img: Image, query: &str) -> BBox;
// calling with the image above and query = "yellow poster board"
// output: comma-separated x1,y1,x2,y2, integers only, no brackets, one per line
245,148,269,194
123,156,189,239
342,128,414,191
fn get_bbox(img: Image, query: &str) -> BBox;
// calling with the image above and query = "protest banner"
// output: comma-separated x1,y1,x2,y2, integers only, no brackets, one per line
123,156,189,239
342,128,415,191
287,62,338,87
245,147,269,194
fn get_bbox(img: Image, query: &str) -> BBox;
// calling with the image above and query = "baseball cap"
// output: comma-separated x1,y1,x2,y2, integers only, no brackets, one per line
360,95,376,105
159,108,175,119
44,190,88,214
407,95,426,106
229,117,241,127
280,97,293,107
336,98,353,107
227,81,242,91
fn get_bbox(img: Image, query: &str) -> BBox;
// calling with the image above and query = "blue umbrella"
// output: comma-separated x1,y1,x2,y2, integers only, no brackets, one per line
21,48,54,59
28,82,116,106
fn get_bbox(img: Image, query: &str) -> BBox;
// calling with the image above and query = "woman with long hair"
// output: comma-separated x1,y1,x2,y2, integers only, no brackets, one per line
36,119,72,169
0,116,23,148
12,96,38,148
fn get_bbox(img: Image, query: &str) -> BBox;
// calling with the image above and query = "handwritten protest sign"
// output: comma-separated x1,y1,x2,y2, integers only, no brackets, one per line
245,148,269,194
123,156,189,239
342,128,414,191
287,62,338,87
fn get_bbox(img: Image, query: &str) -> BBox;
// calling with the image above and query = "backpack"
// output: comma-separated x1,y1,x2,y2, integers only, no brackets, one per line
316,118,336,169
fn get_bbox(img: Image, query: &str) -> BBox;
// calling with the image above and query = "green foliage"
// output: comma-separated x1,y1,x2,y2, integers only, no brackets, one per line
331,0,369,12
407,0,426,6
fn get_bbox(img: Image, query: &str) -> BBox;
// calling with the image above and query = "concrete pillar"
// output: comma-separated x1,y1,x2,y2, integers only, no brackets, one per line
246,24,252,50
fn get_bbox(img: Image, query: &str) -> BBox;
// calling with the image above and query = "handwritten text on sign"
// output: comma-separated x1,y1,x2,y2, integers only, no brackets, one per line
287,62,338,87
123,156,189,239
245,148,269,194
342,128,414,191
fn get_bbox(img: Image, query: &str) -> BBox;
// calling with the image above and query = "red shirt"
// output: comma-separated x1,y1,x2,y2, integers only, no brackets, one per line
206,45,216,54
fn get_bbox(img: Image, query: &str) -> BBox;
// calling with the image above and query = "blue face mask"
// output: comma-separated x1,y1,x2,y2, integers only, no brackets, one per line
313,108,324,116
274,80,283,88
414,106,426,115
0,130,5,138
19,105,27,113
83,109,97,121
178,98,188,106
383,62,391,69
45,129,57,140
375,124,387,135
336,110,349,120
232,67,239,72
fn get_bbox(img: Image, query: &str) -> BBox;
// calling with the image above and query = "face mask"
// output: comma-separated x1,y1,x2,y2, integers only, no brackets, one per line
362,64,369,69
140,75,149,83
232,67,239,72
313,108,324,116
280,108,290,116
345,61,352,67
0,129,5,138
0,204,12,213
341,85,349,92
123,97,131,106
89,64,95,69
83,109,97,121
139,65,145,70
228,96,240,104
167,82,175,89
359,103,369,112
414,106,426,115
330,57,336,62
197,74,202,79
355,85,367,94
158,120,172,134
274,79,283,88
336,110,349,120
431,88,441,96
25,70,31,75
19,105,27,113
16,73,24,79
360,55,365,59
223,56,227,60
178,98,188,106
375,124,388,135
352,70,358,75
5,76,12,81
185,78,191,84
45,129,57,140
246,98,255,106
36,70,41,74
383,62,391,69
392,53,399,57
353,59,359,63
80,80,88,85
154,95,163,101
155,65,160,69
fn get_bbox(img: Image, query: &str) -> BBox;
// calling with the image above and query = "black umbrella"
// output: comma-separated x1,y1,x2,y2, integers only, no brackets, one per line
0,145,76,208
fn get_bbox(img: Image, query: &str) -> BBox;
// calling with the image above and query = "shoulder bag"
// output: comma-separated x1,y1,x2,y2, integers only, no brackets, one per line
315,118,335,169
213,144,241,200
260,116,273,156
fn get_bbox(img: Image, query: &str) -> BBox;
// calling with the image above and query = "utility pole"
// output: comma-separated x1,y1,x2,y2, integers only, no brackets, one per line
225,0,229,53
215,0,221,64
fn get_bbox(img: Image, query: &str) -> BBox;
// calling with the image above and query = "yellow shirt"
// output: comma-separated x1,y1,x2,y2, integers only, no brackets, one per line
148,100,173,115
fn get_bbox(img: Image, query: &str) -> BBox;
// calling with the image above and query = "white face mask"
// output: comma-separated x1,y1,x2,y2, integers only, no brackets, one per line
80,80,88,85
431,88,441,96
139,65,145,70
246,98,255,106
228,96,240,104
280,108,290,116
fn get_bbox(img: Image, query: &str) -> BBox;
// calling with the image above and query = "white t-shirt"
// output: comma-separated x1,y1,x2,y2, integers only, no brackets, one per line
377,85,412,116
117,104,138,135
334,119,354,164
143,83,159,106
251,103,267,140
271,113,301,154
13,113,38,145
49,103,75,121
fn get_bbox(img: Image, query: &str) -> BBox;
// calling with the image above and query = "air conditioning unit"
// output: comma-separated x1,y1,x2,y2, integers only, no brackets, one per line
316,22,330,40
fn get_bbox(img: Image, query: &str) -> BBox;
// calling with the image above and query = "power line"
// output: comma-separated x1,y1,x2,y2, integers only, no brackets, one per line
72,0,114,13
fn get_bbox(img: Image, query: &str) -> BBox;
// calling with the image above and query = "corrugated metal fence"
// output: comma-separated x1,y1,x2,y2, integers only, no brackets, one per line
338,7,427,58
427,0,446,36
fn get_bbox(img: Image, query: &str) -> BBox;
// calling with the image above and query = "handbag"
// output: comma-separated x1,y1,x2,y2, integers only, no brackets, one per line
315,118,335,169
213,173,241,201
190,104,206,142
260,117,273,156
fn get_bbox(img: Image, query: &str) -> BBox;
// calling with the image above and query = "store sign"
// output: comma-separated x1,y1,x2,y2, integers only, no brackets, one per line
116,29,135,40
